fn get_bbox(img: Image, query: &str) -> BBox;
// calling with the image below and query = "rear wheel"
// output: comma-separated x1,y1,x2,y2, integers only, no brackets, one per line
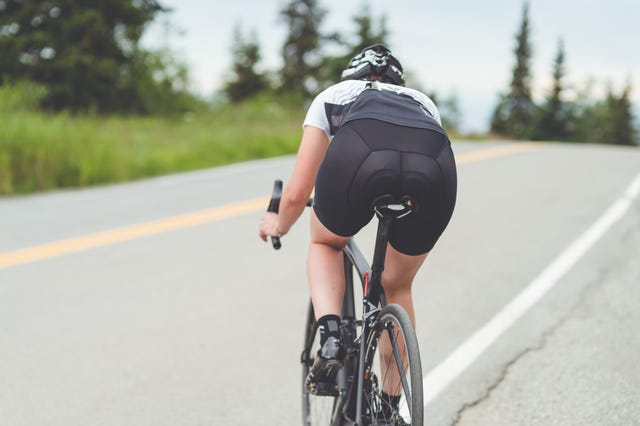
302,302,345,426
362,304,423,425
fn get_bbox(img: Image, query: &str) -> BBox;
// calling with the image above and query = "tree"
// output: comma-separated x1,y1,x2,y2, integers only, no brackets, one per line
350,4,389,55
278,0,330,96
490,2,534,139
0,0,181,113
320,4,390,86
565,80,605,143
533,38,569,140
603,83,636,145
438,93,462,135
563,80,637,145
223,24,269,102
124,46,202,115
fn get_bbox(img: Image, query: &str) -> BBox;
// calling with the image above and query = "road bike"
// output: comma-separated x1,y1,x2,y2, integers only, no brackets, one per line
267,180,424,426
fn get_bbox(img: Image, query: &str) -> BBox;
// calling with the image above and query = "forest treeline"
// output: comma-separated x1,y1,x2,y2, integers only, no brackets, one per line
0,0,637,144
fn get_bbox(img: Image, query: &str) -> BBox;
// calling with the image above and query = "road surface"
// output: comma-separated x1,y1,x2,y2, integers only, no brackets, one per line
1,141,639,425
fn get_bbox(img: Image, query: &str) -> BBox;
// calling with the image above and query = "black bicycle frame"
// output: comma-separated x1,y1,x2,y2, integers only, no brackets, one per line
341,214,396,425
268,180,416,425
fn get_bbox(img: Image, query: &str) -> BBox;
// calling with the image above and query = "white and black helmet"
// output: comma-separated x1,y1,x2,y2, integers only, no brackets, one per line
340,44,405,86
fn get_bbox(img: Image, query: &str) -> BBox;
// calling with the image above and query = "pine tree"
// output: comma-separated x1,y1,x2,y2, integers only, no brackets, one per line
321,4,390,86
0,0,168,112
565,80,605,143
603,83,636,145
533,39,568,140
490,2,535,139
566,80,637,145
279,0,328,96
223,24,268,102
350,4,389,54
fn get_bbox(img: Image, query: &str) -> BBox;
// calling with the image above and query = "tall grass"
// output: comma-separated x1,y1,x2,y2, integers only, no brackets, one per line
0,85,305,195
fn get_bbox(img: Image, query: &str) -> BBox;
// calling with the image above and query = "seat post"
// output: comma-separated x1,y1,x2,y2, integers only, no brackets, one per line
366,215,393,307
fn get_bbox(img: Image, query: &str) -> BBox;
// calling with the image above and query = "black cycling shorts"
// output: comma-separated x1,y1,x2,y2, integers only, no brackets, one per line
313,118,457,255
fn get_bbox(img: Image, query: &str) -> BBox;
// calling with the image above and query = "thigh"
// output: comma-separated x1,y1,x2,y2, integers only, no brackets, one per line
309,209,350,249
383,244,428,290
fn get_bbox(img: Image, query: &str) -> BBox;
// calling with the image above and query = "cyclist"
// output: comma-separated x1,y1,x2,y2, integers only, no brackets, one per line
259,44,457,413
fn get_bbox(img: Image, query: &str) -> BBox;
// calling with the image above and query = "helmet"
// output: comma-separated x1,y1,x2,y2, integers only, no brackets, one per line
340,44,405,86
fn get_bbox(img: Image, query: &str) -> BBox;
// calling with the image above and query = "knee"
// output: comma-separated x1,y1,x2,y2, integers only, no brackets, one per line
381,269,412,295
381,260,422,296
381,246,428,294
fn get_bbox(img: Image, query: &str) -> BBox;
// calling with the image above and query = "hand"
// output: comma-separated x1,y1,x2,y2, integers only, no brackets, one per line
259,212,283,242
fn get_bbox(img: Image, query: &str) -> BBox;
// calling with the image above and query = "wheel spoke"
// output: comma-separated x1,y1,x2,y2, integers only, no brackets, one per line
363,304,423,425
386,324,412,418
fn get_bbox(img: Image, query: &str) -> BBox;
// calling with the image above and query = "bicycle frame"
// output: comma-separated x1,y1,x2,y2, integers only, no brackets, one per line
268,180,418,425
340,214,397,425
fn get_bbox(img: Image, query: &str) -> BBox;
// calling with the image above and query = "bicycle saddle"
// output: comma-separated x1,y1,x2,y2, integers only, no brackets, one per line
371,194,418,219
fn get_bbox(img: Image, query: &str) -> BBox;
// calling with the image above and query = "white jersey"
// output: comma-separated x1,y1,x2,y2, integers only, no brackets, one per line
303,80,443,138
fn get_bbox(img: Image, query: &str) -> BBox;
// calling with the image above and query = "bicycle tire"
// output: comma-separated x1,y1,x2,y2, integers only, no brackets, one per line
362,304,423,425
301,301,345,426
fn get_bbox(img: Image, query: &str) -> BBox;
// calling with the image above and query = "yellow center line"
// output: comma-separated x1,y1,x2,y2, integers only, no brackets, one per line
0,197,269,270
0,142,542,270
456,142,542,164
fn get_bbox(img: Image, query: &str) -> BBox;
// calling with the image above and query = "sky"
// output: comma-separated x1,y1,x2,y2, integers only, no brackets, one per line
142,0,639,133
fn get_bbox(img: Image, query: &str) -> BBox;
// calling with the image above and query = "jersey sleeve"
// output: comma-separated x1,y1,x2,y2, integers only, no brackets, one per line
412,91,442,126
303,91,331,137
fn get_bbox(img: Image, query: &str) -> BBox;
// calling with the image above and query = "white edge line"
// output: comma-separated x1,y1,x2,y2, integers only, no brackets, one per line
423,171,640,405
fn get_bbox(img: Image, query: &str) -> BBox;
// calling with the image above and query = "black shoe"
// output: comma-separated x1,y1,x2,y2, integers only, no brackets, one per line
305,336,344,396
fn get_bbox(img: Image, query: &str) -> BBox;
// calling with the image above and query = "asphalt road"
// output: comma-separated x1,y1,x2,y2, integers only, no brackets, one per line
0,141,639,426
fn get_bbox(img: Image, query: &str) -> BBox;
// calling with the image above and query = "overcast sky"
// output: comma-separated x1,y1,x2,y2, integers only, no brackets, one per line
142,0,639,133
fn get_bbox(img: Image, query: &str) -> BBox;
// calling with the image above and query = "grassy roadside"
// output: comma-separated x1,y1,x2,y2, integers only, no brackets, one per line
0,83,478,196
0,92,306,195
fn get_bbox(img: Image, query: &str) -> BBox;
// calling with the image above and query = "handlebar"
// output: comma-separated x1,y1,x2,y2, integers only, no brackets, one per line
267,179,313,250
267,180,283,249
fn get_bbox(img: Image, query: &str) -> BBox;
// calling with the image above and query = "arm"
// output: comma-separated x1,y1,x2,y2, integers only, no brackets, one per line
259,125,330,241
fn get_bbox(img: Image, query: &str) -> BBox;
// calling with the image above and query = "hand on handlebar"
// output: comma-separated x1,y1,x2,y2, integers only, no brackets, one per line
262,179,283,249
259,211,283,243
261,179,313,250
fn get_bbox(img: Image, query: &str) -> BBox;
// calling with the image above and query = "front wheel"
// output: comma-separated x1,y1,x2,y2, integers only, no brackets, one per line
363,304,423,425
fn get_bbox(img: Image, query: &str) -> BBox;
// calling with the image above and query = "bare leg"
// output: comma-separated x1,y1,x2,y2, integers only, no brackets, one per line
379,244,428,396
307,210,350,319
381,244,427,324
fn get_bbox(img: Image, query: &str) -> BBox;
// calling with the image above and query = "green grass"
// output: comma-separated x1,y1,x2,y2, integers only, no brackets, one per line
0,83,486,196
0,89,305,195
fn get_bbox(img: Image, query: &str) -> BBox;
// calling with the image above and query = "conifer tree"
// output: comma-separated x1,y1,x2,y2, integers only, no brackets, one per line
321,4,389,85
278,0,328,96
350,4,389,55
490,2,534,139
533,39,568,140
603,83,636,145
565,80,605,143
224,24,268,102
0,0,169,112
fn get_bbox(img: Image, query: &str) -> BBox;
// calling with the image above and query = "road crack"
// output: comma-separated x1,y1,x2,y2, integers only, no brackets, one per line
449,261,619,426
